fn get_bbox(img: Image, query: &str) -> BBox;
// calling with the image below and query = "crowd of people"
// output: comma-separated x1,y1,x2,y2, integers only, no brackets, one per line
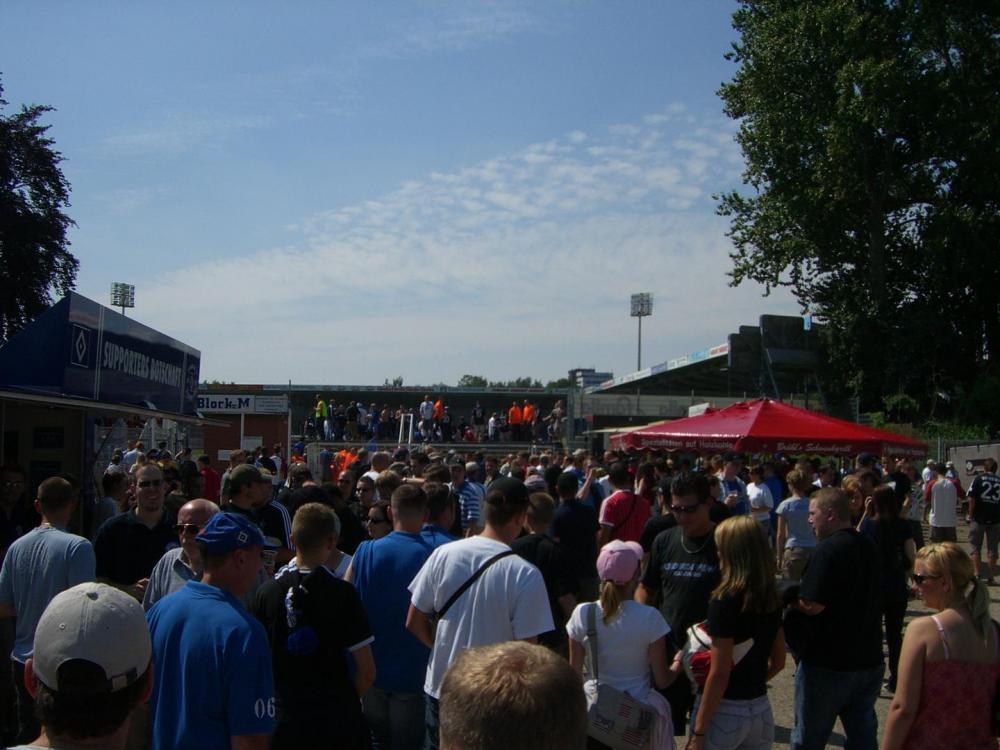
303,394,567,444
0,441,997,749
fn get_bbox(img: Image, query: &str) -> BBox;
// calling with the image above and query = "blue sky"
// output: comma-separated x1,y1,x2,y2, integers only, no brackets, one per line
2,1,799,385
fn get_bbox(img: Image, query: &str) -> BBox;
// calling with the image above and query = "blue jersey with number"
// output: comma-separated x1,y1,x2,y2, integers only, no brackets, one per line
969,472,1000,524
147,581,275,750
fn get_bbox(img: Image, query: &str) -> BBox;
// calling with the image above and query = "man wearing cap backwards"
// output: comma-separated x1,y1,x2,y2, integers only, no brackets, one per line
7,582,152,750
0,477,96,744
146,512,275,750
407,477,553,750
142,498,220,611
94,463,177,602
224,463,294,565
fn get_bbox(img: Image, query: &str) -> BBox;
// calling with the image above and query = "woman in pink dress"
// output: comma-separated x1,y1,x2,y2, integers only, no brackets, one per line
882,542,999,749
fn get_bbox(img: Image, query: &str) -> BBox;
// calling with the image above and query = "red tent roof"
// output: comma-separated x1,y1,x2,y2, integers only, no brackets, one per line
610,399,927,458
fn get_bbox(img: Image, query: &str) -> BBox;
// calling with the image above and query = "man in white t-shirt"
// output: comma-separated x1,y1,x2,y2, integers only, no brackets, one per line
363,452,391,483
924,462,959,542
419,397,435,441
407,477,553,750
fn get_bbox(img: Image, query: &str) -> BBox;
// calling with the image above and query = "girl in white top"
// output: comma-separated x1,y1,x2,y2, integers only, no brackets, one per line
567,540,681,750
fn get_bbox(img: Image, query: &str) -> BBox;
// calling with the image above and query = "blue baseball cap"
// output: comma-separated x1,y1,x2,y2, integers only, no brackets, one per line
196,512,270,555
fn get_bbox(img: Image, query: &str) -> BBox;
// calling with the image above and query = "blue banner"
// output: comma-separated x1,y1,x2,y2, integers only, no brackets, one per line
0,292,201,417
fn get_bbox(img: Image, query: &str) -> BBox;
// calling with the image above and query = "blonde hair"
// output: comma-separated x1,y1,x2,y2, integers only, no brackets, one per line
785,468,814,496
439,642,587,750
598,581,624,625
916,542,995,650
712,516,781,614
598,559,640,625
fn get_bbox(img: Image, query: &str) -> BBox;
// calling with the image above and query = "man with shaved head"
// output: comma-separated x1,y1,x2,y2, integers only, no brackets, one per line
143,498,220,610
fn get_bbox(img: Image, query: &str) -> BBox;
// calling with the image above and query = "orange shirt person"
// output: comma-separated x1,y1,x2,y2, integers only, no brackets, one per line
433,399,445,420
508,402,523,425
522,401,535,424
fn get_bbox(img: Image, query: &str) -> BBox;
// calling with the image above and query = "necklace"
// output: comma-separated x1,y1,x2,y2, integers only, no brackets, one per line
681,532,711,555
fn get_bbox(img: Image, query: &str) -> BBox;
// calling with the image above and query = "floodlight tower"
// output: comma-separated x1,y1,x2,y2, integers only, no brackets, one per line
630,293,653,371
110,282,135,317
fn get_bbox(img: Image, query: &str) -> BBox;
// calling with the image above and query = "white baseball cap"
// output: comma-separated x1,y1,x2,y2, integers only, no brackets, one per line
33,582,151,693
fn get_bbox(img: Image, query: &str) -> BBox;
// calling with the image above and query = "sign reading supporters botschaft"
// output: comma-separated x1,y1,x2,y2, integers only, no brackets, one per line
0,292,201,417
197,394,289,414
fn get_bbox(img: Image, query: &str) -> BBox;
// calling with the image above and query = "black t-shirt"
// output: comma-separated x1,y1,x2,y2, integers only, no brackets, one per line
642,526,720,649
253,565,371,745
551,500,599,579
859,516,912,603
706,593,781,700
511,533,578,648
641,505,731,553
223,502,291,551
708,501,733,524
797,528,882,670
887,471,912,511
968,473,1000,524
94,511,178,585
640,514,676,553
336,505,367,556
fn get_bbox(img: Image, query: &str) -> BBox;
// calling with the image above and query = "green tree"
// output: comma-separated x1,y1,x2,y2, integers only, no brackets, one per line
489,376,543,388
457,374,488,387
718,2,1000,412
545,377,574,390
0,81,77,343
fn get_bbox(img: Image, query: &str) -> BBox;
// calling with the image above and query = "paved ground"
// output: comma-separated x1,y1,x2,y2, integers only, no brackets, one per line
765,519,999,748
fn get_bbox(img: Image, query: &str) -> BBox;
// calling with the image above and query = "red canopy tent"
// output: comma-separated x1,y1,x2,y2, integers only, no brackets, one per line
610,399,927,458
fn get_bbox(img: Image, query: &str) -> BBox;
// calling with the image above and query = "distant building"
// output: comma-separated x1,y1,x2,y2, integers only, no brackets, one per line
568,368,613,390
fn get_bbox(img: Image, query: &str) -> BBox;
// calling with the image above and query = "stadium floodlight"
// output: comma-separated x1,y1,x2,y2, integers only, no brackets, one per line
110,282,135,317
630,293,653,370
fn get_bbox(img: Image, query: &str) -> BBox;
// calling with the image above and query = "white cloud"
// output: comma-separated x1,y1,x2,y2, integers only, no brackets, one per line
101,113,270,158
123,107,798,384
94,186,167,213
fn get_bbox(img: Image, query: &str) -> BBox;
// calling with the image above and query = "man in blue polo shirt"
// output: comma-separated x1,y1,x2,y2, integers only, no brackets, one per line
146,512,275,750
348,484,451,750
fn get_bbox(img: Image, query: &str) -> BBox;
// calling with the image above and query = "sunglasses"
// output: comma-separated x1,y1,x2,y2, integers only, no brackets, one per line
365,517,389,525
670,503,702,514
911,574,940,585
174,523,202,535
137,479,163,488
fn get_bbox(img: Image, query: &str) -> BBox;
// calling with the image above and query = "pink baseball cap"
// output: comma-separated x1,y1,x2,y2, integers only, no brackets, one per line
597,540,643,584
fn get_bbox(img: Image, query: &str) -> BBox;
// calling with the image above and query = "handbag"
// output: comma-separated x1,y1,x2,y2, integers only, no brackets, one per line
584,604,655,750
681,621,754,690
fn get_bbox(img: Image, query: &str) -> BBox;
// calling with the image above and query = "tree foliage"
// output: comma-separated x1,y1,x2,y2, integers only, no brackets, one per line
457,374,488,388
718,2,1000,416
0,79,77,344
456,374,548,388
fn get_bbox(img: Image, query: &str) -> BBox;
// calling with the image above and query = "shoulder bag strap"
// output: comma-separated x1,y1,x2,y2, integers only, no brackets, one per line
586,602,600,682
436,550,515,622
